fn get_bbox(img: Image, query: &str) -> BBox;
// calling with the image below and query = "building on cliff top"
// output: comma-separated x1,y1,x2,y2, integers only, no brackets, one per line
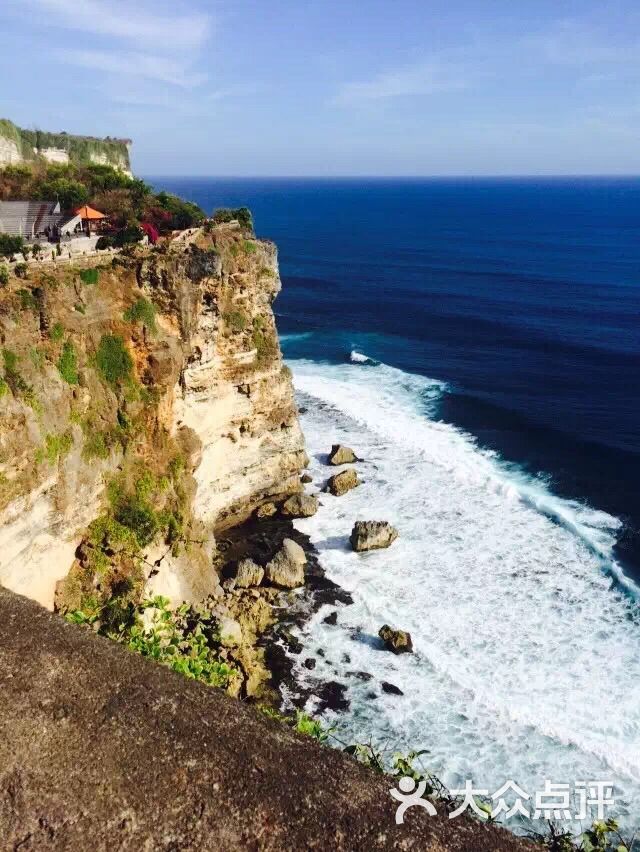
0,200,82,239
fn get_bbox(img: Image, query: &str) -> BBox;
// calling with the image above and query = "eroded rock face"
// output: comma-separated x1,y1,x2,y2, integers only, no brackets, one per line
264,538,306,588
0,228,307,611
328,444,358,465
326,468,360,496
379,624,413,654
280,493,319,518
350,521,398,552
234,558,264,588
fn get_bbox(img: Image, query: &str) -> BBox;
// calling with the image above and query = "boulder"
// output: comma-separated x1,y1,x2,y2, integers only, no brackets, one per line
255,502,277,520
300,473,313,484
218,616,243,648
328,444,358,466
280,493,318,518
350,521,398,552
264,538,307,588
381,681,404,695
326,468,360,496
233,559,264,589
378,624,413,655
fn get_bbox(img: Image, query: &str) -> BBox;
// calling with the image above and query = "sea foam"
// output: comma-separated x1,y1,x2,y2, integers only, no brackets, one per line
286,355,640,831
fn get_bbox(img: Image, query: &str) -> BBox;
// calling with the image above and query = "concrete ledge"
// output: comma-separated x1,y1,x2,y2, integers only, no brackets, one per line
0,587,534,850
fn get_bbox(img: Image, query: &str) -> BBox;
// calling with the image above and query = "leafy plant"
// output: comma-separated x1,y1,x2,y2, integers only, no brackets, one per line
96,334,133,386
123,297,157,333
0,234,25,258
67,596,237,690
50,322,64,342
79,267,99,285
57,340,79,384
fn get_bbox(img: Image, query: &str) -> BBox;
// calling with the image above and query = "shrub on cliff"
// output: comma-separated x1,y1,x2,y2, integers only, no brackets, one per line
113,225,143,247
124,297,157,333
79,267,99,285
212,206,253,232
0,234,25,258
96,334,133,386
0,266,8,286
57,340,79,385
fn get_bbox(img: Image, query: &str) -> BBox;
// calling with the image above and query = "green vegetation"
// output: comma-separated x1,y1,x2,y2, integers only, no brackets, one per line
95,334,133,386
243,240,257,254
123,297,156,333
79,267,99,286
2,347,30,397
50,322,64,342
212,206,253,232
57,340,79,385
252,328,277,364
0,378,8,398
223,310,247,332
0,119,130,167
0,266,8,286
67,596,237,690
0,234,25,258
14,264,29,281
17,287,37,310
0,160,204,239
39,431,73,465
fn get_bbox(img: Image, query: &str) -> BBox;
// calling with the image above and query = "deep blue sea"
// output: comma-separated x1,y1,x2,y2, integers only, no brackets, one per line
150,177,640,830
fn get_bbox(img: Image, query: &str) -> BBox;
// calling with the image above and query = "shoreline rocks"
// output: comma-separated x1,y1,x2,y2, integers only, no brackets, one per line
264,538,307,588
326,468,360,496
378,624,413,654
350,520,398,552
280,493,319,518
328,444,358,466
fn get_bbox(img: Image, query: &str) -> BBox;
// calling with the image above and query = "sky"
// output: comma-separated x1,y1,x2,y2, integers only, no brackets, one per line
0,0,639,176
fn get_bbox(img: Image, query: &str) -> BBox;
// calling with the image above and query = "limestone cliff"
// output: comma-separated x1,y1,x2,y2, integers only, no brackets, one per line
0,225,307,614
0,118,131,172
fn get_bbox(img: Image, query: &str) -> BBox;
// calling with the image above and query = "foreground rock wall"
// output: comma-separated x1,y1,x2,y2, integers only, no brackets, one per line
0,586,536,851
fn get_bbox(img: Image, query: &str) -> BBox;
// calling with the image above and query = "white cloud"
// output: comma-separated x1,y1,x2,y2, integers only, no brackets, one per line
333,59,469,106
59,49,207,88
526,20,640,67
32,0,211,51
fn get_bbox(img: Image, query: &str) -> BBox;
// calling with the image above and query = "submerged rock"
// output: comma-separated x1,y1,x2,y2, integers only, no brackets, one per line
233,558,264,589
381,681,404,696
378,624,413,655
322,610,338,625
300,473,313,484
264,538,306,588
280,493,319,518
328,444,358,466
350,521,398,552
326,468,360,496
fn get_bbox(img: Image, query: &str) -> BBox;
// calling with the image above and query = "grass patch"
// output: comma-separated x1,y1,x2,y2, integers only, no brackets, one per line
223,310,247,332
38,431,73,465
57,340,79,385
50,322,64,342
243,240,257,254
17,288,37,312
123,297,156,333
96,334,133,386
79,267,99,286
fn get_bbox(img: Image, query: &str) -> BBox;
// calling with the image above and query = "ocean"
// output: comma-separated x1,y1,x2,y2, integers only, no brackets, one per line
149,177,640,830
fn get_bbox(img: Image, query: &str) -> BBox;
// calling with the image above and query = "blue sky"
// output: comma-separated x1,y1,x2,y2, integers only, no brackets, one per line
0,0,639,175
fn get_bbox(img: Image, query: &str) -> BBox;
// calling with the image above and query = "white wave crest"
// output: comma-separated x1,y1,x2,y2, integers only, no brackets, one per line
285,355,640,832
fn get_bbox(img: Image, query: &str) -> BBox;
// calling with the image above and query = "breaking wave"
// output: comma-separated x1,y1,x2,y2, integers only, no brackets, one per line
285,355,640,832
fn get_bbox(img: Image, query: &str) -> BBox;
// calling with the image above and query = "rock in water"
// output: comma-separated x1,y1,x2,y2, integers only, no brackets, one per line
280,493,318,518
378,624,413,654
300,473,313,484
255,501,277,520
326,468,360,496
328,444,358,465
350,520,398,552
234,558,264,588
264,538,307,588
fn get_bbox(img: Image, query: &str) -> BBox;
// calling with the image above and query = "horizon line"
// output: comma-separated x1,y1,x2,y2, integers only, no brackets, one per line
140,173,639,180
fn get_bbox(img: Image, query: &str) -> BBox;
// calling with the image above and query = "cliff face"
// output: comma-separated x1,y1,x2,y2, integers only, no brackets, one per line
0,118,132,172
0,225,306,612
